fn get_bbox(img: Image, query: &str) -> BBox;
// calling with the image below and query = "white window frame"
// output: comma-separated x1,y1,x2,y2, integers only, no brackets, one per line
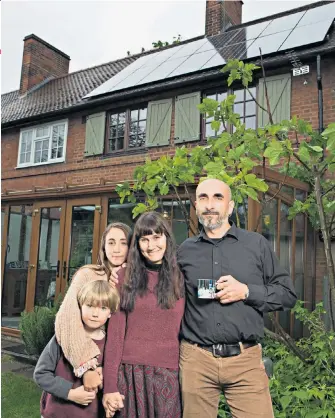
17,119,68,168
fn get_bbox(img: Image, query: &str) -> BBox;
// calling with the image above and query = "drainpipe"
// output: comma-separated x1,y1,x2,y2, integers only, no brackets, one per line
316,55,323,135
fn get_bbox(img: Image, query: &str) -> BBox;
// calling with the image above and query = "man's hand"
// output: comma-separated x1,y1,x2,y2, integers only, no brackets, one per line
215,275,248,304
83,369,102,393
103,392,125,417
108,264,126,287
68,385,96,405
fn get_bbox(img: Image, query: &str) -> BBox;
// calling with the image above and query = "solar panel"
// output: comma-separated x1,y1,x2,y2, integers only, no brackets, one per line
225,21,272,45
297,2,335,26
260,11,305,36
145,45,184,65
279,19,334,51
138,56,189,84
200,52,226,70
171,50,223,75
169,39,208,59
246,30,291,58
195,39,217,54
85,4,334,99
219,42,248,60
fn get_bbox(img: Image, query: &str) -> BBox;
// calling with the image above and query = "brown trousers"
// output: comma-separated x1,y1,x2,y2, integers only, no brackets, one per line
179,340,274,418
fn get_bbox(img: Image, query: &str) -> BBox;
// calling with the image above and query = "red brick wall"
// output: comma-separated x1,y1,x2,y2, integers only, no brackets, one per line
20,35,70,95
291,57,335,298
291,57,335,129
205,0,243,37
2,103,180,191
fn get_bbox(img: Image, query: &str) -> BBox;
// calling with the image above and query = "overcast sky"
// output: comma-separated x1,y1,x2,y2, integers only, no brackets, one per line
1,0,319,94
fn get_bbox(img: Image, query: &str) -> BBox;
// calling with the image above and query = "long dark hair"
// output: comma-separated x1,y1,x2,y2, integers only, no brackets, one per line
88,222,132,280
121,212,184,312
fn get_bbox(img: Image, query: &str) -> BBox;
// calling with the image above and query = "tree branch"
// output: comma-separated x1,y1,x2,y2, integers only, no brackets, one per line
292,151,313,172
268,313,309,362
245,86,270,116
322,184,335,197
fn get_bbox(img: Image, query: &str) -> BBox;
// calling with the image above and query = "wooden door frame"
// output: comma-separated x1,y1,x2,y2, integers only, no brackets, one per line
1,204,10,291
25,200,67,312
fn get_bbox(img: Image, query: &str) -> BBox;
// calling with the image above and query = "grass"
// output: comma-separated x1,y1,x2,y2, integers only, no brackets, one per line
1,372,42,418
1,354,15,363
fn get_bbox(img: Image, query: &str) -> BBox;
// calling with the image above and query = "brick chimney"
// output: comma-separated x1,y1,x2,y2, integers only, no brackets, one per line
19,34,70,95
205,0,243,37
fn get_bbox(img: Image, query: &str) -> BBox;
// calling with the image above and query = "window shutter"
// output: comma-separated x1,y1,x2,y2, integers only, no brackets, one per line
257,74,291,127
146,99,172,147
174,92,201,144
84,112,106,156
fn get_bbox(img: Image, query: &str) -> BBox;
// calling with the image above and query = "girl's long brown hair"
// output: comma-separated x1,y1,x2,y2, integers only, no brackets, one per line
121,212,184,312
88,222,132,280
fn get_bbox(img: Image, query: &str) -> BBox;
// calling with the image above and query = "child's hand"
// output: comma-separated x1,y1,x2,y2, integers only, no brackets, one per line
109,264,126,287
96,366,103,390
68,385,96,405
83,369,102,392
103,392,125,416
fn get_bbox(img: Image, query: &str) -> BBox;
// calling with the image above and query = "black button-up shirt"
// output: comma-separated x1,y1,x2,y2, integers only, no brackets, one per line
177,223,297,345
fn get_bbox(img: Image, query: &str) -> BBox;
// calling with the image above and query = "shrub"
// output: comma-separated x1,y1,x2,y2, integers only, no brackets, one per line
218,302,335,418
19,293,63,357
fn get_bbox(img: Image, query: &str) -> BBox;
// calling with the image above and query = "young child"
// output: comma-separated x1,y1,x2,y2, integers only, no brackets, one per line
34,280,119,418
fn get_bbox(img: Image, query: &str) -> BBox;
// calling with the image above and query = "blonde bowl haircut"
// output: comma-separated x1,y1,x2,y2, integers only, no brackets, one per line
77,280,120,313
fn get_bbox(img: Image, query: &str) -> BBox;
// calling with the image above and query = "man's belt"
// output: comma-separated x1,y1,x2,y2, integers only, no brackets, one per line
186,340,258,358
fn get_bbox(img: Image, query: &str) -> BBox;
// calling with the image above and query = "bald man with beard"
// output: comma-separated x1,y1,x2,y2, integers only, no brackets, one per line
177,178,297,418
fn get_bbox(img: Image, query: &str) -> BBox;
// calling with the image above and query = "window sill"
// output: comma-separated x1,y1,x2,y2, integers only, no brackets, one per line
15,159,65,169
100,148,149,159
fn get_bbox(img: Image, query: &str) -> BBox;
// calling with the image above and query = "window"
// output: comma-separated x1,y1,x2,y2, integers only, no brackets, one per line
17,120,68,168
203,87,257,139
204,92,227,138
107,106,147,153
233,87,257,130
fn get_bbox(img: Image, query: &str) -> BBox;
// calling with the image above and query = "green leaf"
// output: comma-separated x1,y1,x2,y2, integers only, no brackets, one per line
264,142,284,165
294,390,309,400
280,395,292,410
306,144,323,154
244,174,268,192
132,203,148,219
298,144,310,162
244,187,259,201
211,120,221,132
238,157,257,171
322,123,335,151
158,183,169,195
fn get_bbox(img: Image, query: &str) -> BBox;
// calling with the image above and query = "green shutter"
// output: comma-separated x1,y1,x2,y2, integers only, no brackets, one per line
84,112,106,156
257,74,291,127
174,92,201,144
146,99,172,147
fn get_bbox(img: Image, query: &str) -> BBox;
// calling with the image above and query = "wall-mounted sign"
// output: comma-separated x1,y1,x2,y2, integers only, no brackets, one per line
292,65,310,76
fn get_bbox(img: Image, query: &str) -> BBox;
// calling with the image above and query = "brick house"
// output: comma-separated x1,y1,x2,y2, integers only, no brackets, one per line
2,0,334,337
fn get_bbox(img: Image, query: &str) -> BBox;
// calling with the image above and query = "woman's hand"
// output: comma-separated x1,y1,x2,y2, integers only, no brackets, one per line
103,392,125,417
108,264,126,287
83,369,102,392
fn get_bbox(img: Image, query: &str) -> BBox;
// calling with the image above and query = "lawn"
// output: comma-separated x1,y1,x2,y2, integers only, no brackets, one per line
2,371,42,418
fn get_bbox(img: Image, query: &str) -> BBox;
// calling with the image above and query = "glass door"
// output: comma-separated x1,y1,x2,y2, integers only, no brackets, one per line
61,197,102,291
25,201,66,312
1,204,34,328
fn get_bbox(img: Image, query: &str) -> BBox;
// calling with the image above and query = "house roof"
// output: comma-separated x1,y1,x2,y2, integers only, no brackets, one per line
1,56,137,125
2,0,334,128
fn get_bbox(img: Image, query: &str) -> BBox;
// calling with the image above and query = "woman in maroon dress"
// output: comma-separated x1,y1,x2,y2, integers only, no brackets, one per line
103,211,184,418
